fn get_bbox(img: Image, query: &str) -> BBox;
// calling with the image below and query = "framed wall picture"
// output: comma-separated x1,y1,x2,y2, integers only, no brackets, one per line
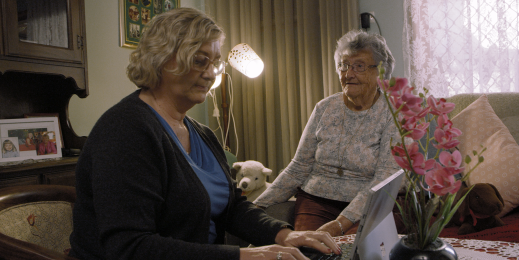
0,117,62,163
119,0,181,48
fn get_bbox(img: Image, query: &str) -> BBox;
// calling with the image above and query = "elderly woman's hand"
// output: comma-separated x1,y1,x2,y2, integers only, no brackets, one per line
317,215,353,237
316,215,353,237
274,228,341,256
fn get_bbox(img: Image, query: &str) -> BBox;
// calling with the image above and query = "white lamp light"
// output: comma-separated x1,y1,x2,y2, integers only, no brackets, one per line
227,43,264,78
211,43,264,90
211,73,223,89
210,43,264,150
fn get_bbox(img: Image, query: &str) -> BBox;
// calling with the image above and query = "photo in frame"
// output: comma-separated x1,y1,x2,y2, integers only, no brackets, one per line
24,113,64,148
119,0,181,48
0,117,62,163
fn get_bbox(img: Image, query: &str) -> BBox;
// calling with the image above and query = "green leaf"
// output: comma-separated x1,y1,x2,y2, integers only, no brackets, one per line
435,187,474,240
464,155,472,164
472,150,477,156
478,156,484,163
389,77,396,87
377,62,385,78
426,216,443,247
429,194,455,240
424,196,440,224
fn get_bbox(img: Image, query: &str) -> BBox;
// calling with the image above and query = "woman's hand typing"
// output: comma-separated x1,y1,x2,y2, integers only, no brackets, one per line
240,228,341,259
239,245,307,260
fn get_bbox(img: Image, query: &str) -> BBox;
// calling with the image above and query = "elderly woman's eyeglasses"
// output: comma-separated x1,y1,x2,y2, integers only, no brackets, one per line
193,54,227,75
337,62,377,73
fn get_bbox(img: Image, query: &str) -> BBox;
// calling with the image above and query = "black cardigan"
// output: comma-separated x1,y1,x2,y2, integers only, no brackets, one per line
69,91,289,260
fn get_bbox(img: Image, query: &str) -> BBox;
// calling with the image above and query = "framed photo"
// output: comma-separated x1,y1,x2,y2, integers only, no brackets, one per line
24,113,64,148
119,0,180,48
0,117,62,163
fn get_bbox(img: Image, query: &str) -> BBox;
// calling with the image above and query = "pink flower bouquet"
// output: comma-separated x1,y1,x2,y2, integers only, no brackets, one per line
377,64,485,249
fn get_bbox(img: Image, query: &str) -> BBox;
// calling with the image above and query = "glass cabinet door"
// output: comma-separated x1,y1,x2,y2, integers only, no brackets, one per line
2,0,84,64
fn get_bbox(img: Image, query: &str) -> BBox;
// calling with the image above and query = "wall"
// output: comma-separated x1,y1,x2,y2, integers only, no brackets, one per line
359,0,405,78
69,0,405,137
68,0,206,137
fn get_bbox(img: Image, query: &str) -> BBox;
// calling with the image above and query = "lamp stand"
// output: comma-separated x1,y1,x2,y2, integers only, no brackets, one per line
220,73,230,150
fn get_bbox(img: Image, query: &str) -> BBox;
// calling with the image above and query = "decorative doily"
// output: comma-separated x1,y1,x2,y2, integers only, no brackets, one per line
443,238,519,260
334,235,519,260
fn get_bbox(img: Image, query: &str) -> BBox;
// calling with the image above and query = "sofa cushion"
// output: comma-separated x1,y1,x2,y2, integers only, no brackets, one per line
451,95,519,217
447,93,519,145
0,201,73,254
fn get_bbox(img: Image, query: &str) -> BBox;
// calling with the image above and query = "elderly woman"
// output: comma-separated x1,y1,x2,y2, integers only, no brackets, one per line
254,30,401,237
69,8,339,260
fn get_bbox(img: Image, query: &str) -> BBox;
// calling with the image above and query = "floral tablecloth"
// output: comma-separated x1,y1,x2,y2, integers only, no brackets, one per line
334,235,519,260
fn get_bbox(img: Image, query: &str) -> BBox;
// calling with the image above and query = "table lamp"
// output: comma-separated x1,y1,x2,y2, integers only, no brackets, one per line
210,43,264,150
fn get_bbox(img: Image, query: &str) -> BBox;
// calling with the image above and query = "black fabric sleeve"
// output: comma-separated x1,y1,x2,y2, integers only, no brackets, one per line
72,99,240,260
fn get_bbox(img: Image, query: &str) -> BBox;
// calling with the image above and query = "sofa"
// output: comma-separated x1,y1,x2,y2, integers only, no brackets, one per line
438,92,519,242
263,92,519,242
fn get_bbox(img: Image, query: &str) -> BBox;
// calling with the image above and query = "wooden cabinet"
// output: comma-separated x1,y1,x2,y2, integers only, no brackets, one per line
0,0,88,93
2,0,85,63
0,157,78,189
0,0,88,188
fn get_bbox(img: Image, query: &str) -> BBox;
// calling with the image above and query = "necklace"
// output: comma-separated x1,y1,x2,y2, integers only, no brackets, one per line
336,90,379,176
152,93,188,143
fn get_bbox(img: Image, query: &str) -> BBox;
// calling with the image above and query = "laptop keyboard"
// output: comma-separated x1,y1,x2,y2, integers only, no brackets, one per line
301,243,353,260
314,253,342,260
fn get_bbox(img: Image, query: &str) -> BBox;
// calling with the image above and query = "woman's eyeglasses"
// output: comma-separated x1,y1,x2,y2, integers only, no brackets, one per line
193,54,227,75
337,62,377,73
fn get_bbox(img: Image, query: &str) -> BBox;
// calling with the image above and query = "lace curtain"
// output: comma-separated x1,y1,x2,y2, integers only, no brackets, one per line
403,0,519,98
25,0,68,48
205,0,358,176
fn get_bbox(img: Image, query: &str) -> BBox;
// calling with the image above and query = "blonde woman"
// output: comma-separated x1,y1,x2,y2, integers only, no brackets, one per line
69,8,339,260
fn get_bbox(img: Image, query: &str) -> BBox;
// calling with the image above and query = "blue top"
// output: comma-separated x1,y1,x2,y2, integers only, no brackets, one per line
2,150,19,158
150,107,229,244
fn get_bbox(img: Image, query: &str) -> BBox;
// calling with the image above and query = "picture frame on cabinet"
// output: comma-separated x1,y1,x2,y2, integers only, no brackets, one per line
119,0,180,48
0,117,62,163
24,113,64,148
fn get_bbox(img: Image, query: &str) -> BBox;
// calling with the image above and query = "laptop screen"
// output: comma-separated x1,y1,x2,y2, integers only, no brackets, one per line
300,169,404,260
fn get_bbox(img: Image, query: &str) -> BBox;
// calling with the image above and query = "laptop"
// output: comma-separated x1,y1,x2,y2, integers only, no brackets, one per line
300,169,404,260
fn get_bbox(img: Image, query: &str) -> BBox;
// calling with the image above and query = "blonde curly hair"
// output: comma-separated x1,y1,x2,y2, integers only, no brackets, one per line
127,8,225,89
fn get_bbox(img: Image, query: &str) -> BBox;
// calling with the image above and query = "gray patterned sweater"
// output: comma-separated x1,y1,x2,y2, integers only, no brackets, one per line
254,92,401,223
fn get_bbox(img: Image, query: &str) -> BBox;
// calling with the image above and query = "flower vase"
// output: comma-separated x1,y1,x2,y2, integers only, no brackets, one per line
389,235,458,260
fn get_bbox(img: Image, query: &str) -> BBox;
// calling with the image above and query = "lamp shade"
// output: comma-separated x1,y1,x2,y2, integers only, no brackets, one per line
228,43,264,78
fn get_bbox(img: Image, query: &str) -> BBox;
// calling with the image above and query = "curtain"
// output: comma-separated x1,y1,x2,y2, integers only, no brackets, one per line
205,0,359,177
25,0,68,48
403,0,519,98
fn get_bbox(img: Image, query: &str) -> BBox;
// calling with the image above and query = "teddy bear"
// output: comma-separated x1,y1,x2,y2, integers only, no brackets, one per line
450,182,505,235
232,160,272,202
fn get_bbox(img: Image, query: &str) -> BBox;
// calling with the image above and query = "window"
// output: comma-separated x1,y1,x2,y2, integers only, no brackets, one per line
404,0,519,97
